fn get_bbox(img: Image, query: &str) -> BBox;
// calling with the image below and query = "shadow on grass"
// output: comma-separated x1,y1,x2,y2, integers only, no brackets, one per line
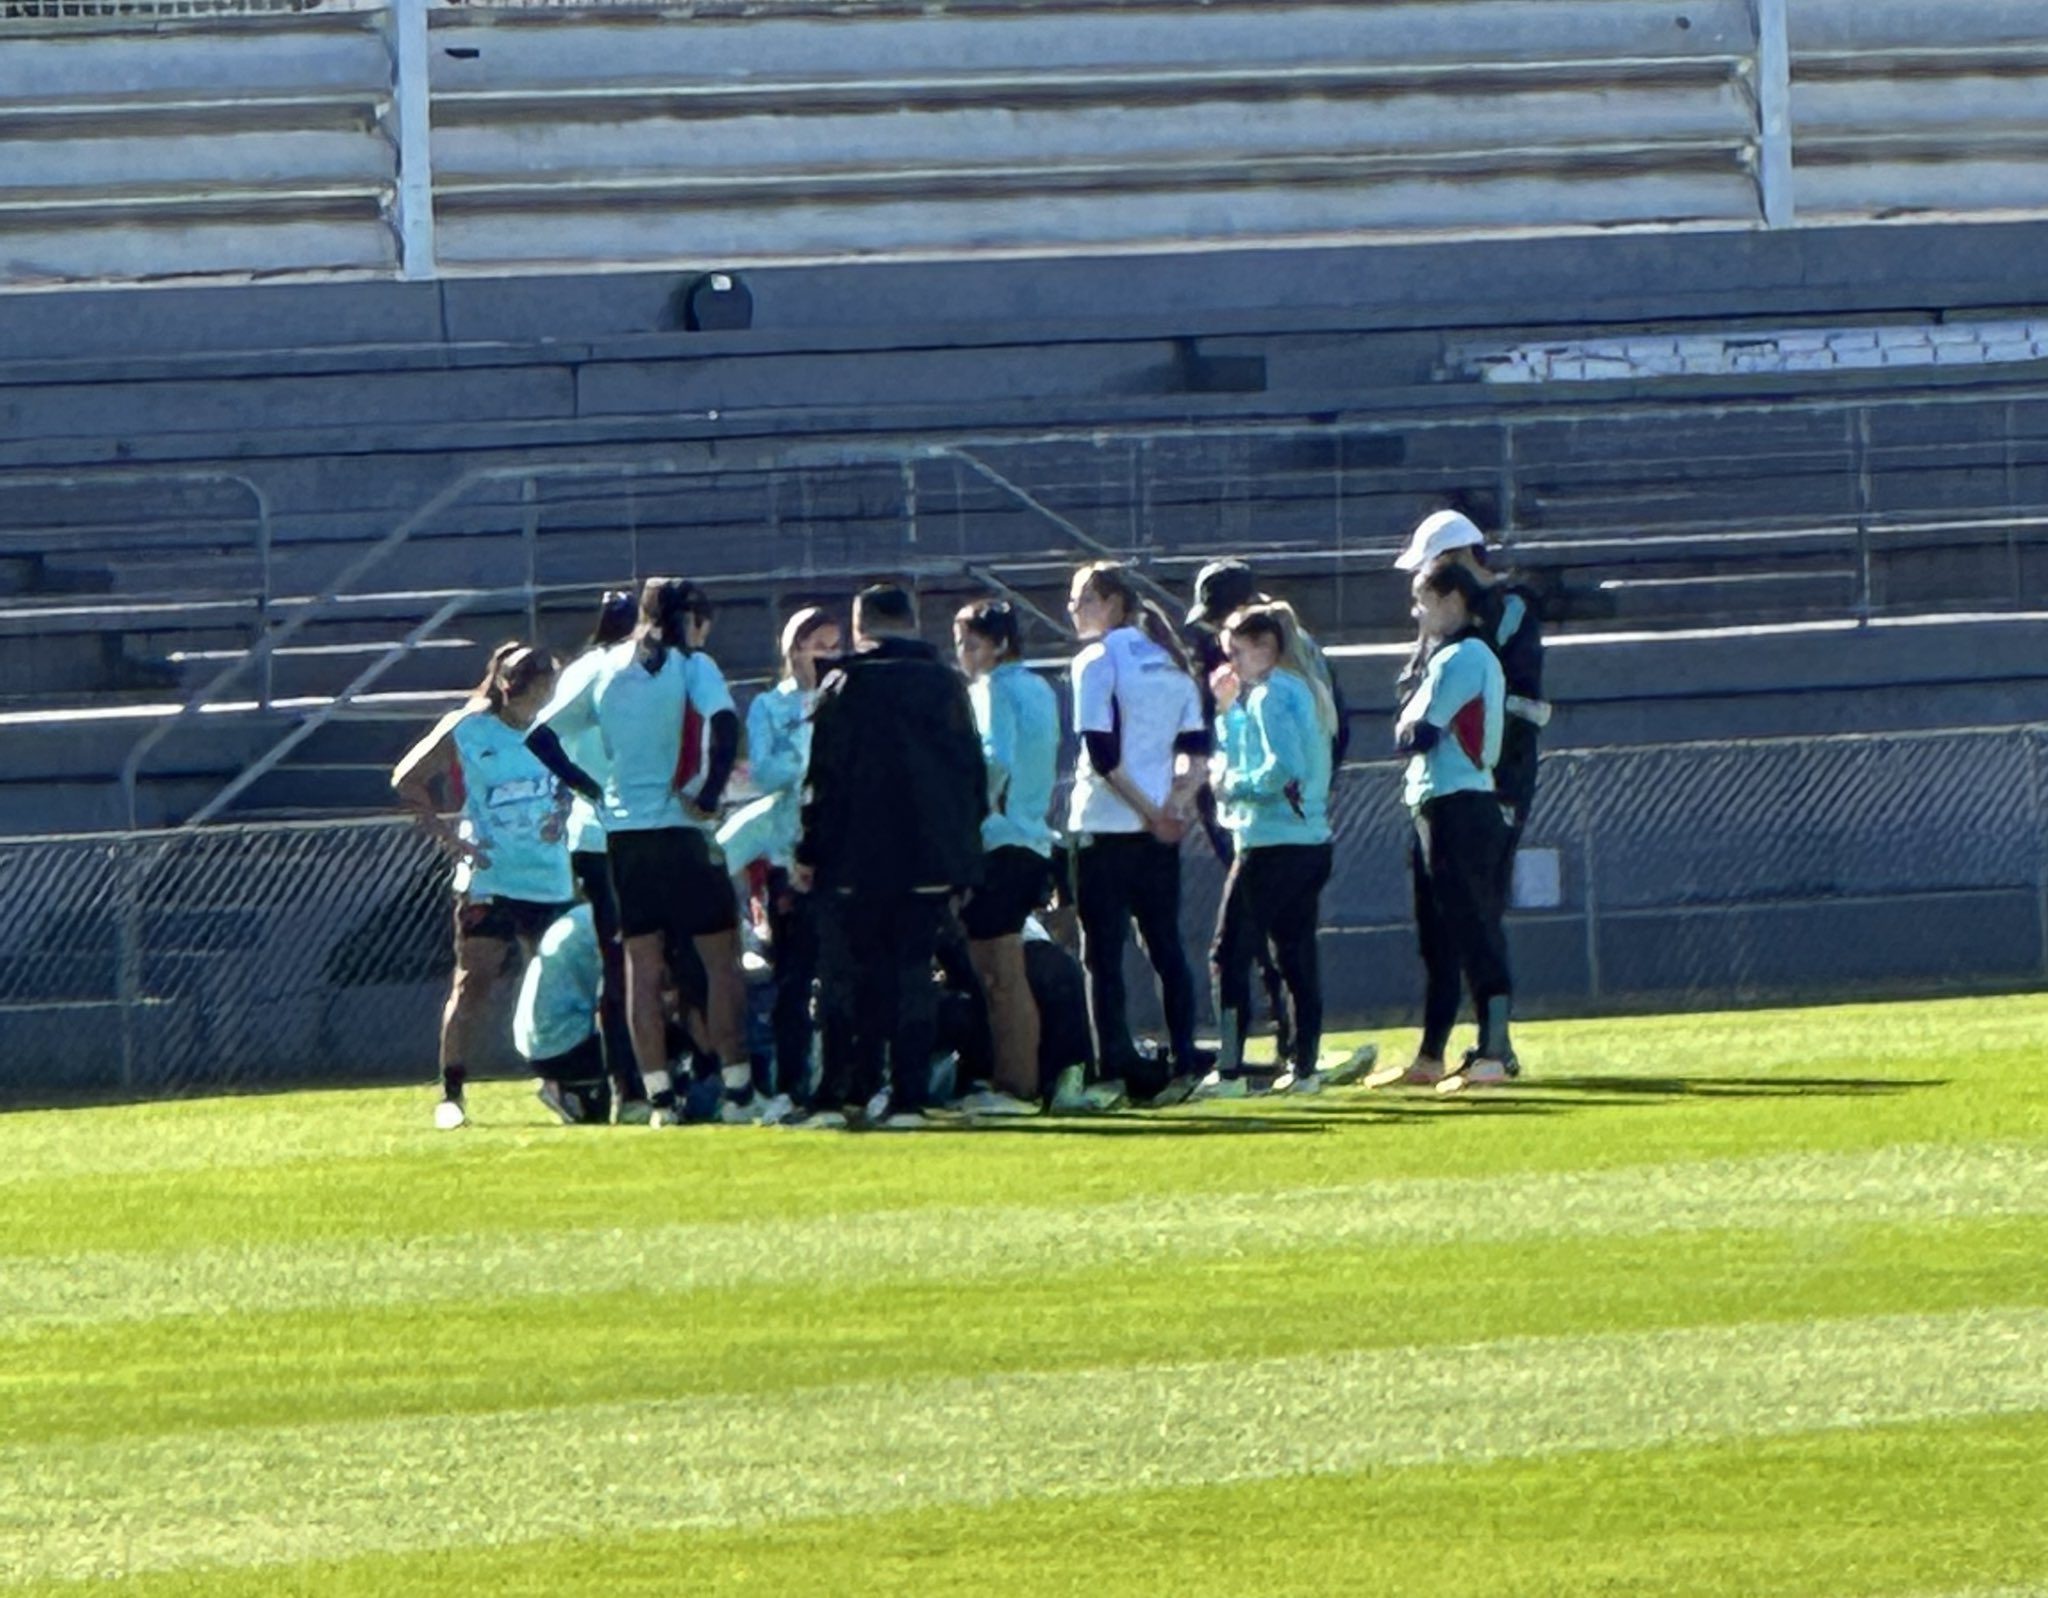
914,1114,1338,1138
1521,1075,1948,1100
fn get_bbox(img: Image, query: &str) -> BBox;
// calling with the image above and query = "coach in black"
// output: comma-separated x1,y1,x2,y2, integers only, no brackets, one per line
795,583,988,1128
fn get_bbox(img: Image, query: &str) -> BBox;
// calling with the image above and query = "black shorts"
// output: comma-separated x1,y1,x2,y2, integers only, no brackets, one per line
960,846,1054,942
531,1032,605,1085
607,826,739,942
454,894,569,949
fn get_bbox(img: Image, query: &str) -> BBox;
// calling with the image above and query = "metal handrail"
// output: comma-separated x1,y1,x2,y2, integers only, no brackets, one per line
119,458,677,829
0,465,273,696
123,378,2048,826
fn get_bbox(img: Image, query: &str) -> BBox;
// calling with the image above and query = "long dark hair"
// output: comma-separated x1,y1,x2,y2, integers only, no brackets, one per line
475,641,556,714
1074,561,1190,672
633,577,713,675
588,588,636,651
955,598,1023,663
1420,561,1489,617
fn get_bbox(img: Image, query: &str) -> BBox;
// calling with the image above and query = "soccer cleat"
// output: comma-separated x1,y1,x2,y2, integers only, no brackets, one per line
614,1098,653,1127
433,1097,466,1131
754,1092,797,1127
535,1080,576,1126
785,1108,850,1130
1272,1069,1324,1096
960,1088,1041,1119
1436,1054,1518,1096
1051,1067,1128,1113
875,1110,938,1131
1322,1043,1382,1087
1189,1069,1249,1102
648,1100,688,1128
1363,1056,1445,1090
1141,1072,1203,1109
864,1087,893,1126
717,1093,766,1126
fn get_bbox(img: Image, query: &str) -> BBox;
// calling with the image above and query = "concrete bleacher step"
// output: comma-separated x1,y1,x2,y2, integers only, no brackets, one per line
224,764,407,820
171,636,485,702
1595,568,1862,623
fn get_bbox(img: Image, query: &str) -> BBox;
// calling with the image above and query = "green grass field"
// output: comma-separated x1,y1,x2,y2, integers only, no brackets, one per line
5,995,2047,1597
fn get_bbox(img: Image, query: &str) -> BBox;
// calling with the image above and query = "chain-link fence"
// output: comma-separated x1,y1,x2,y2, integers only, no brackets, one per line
4,724,2045,1106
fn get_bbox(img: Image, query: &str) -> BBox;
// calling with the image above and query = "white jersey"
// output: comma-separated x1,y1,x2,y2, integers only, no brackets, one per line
1067,625,1202,835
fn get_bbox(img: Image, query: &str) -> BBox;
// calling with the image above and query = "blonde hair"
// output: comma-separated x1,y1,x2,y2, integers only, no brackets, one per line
1224,601,1336,743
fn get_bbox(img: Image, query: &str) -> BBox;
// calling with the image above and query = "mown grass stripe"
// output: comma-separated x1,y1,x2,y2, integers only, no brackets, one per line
5,1140,2041,1335
6,1306,2045,1585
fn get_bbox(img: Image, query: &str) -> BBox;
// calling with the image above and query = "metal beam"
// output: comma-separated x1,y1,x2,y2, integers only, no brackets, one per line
1752,0,1795,228
389,0,438,279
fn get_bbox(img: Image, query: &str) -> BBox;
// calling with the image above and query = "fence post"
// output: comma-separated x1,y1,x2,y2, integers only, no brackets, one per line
1573,753,1603,1004
115,839,144,1093
389,0,439,280
1752,0,1795,228
521,474,542,643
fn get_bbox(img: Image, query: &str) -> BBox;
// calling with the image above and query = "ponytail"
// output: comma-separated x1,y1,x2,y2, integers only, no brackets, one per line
633,577,713,675
955,597,1023,662
587,588,636,652
1075,561,1192,674
475,641,555,714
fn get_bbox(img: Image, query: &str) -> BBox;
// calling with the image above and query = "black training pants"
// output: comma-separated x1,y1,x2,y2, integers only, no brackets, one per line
572,849,645,1104
1199,789,1297,1062
816,889,947,1113
764,866,820,1101
1212,842,1333,1075
1075,832,1198,1099
1410,791,1513,1060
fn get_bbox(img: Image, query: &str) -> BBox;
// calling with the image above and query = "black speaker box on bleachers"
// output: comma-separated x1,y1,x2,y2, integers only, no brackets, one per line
680,272,754,333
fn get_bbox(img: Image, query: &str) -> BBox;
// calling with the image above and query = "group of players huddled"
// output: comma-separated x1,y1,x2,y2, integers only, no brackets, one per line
392,508,1545,1130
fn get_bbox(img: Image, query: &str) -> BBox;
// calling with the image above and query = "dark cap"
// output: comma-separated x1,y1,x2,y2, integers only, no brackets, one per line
1187,559,1258,626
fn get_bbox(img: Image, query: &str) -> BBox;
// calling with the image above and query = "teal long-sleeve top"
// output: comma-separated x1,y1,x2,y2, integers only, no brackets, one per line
972,660,1061,856
1213,669,1332,849
721,677,812,870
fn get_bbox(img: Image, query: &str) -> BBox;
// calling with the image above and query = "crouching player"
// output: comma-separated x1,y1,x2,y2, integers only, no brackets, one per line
516,903,615,1124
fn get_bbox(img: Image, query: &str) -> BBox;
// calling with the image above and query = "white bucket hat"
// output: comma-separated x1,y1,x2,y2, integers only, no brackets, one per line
1393,510,1488,572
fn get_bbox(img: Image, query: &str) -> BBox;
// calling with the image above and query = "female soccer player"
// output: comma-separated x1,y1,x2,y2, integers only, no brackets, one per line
392,642,572,1129
1373,561,1519,1094
1204,602,1336,1096
729,606,840,1105
527,578,764,1127
516,903,612,1125
546,590,645,1119
1065,561,1207,1106
954,599,1060,1116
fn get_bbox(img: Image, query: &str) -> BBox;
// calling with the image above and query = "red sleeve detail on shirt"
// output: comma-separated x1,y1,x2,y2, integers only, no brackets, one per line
447,761,466,807
674,702,705,789
1450,697,1488,766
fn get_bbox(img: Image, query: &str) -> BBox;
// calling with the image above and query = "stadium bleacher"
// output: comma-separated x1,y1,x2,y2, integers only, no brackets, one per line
4,0,2048,1094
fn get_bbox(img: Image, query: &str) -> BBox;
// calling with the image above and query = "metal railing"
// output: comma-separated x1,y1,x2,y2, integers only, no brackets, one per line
5,721,2045,1103
100,383,2048,828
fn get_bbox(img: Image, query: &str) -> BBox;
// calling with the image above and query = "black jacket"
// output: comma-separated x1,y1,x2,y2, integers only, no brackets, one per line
796,635,988,895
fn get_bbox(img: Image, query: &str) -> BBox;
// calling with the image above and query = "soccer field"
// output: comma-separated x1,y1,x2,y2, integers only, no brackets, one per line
4,996,2046,1597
